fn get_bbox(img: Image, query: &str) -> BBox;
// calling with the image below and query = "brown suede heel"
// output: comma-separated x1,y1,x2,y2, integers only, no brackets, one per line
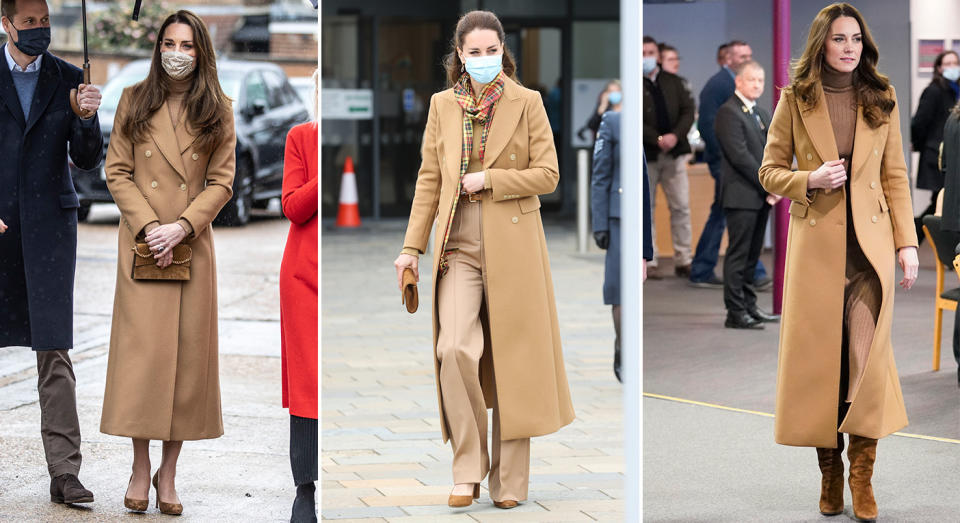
447,483,479,508
124,474,149,512
153,471,184,515
493,500,518,509
848,435,878,522
816,447,844,515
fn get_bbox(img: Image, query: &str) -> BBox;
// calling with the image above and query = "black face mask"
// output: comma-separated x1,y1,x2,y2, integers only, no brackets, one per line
9,22,51,57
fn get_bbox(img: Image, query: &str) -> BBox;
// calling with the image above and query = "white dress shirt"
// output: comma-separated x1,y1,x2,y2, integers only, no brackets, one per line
4,43,42,73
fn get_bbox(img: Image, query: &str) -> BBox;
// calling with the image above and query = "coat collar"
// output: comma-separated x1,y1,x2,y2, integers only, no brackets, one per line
149,100,198,180
0,45,26,128
437,75,526,179
0,46,59,133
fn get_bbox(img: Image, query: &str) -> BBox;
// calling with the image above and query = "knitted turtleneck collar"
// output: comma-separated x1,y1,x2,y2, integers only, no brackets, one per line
821,63,853,91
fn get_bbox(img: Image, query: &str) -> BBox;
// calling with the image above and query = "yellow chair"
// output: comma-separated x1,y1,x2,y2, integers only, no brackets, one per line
921,220,959,371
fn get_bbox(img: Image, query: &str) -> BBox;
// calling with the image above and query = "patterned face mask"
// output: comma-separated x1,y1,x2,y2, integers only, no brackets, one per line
161,51,196,80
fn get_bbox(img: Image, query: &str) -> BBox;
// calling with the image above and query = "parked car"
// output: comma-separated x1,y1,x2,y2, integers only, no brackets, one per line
70,58,310,225
288,76,316,120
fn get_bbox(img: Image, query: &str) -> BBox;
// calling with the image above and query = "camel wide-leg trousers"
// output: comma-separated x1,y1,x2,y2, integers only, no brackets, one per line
436,196,531,502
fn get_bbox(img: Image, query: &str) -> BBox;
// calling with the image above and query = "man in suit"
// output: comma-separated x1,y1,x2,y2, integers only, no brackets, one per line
0,0,103,504
689,40,771,289
715,61,780,329
941,109,960,385
642,35,695,279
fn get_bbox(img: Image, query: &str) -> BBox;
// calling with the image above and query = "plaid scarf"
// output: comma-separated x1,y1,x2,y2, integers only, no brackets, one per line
437,71,505,278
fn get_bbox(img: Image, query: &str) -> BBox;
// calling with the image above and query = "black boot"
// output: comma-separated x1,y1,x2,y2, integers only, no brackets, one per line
612,305,622,383
291,482,317,523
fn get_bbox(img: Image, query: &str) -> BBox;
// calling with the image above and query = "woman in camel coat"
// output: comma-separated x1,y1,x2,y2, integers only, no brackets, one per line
101,11,235,515
758,4,918,521
393,10,573,511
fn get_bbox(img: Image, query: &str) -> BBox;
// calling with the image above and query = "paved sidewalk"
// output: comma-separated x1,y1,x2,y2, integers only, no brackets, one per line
321,219,624,521
0,205,297,522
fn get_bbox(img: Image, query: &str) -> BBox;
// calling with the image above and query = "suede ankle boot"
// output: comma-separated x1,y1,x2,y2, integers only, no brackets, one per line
815,447,844,515
847,435,878,522
291,483,317,523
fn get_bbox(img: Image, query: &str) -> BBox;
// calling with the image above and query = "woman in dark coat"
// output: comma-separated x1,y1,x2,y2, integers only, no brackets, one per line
912,50,960,238
279,72,319,522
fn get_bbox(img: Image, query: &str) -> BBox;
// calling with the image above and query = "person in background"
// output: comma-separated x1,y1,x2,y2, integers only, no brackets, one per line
658,43,680,75
912,50,960,242
579,79,621,142
591,93,622,381
279,69,319,522
715,60,780,330
942,100,960,387
759,4,918,520
690,39,770,290
715,42,730,67
643,35,695,279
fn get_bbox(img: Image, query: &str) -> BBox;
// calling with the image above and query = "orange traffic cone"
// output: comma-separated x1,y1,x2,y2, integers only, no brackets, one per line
336,156,361,228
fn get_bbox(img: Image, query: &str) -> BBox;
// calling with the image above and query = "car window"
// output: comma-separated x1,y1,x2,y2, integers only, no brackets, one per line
262,70,289,109
245,72,269,109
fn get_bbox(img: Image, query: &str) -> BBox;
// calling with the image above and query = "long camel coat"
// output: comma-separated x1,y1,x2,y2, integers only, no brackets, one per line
759,86,917,448
402,76,575,442
100,86,235,441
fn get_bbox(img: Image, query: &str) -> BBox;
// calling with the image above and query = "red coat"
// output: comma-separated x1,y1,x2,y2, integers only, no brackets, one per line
279,122,318,419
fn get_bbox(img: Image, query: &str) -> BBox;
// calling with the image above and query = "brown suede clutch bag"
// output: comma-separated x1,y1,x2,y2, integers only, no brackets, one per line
402,268,418,313
132,243,192,281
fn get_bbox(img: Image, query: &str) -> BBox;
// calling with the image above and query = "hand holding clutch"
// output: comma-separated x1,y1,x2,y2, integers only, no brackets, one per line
402,268,418,313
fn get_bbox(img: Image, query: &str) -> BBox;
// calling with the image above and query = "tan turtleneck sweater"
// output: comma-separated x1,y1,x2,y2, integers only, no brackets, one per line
821,64,857,174
143,76,195,237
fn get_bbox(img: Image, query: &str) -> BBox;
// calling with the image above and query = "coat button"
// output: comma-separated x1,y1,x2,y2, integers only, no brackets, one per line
180,183,187,191
510,153,516,161
806,153,812,160
809,219,816,226
511,216,519,224
874,149,879,156
872,215,878,223
145,150,152,158
870,181,877,189
192,153,199,161
150,181,158,188
618,187,623,194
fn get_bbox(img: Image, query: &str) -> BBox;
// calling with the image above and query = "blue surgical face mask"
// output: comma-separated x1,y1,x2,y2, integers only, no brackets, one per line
643,56,658,75
943,66,960,82
9,22,50,57
607,91,622,105
463,53,503,84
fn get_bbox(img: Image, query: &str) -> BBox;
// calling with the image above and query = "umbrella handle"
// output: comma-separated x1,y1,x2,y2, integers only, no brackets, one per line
70,63,94,119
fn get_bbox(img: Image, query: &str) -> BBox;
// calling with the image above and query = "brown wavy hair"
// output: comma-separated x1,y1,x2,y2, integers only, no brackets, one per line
785,3,894,128
120,10,231,154
443,10,520,88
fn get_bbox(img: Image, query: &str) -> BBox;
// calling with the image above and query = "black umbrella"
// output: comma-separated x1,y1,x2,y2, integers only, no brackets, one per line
68,0,93,118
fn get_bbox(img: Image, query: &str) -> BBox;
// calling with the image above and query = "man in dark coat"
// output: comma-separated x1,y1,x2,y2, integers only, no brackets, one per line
689,40,770,289
591,109,621,381
715,61,780,330
642,36,694,279
941,108,960,386
0,0,102,504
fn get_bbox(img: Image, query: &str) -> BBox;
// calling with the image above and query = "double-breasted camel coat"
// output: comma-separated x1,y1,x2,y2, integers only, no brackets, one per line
403,76,575,442
759,86,917,448
100,86,236,441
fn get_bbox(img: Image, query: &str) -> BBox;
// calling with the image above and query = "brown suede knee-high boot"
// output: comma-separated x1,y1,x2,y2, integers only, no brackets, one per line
847,435,878,522
815,445,844,515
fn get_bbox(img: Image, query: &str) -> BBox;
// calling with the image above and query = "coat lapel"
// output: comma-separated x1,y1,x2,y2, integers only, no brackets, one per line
482,78,524,169
0,45,26,129
24,52,60,136
850,104,880,180
174,109,199,155
150,102,188,180
438,94,462,183
797,87,840,163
